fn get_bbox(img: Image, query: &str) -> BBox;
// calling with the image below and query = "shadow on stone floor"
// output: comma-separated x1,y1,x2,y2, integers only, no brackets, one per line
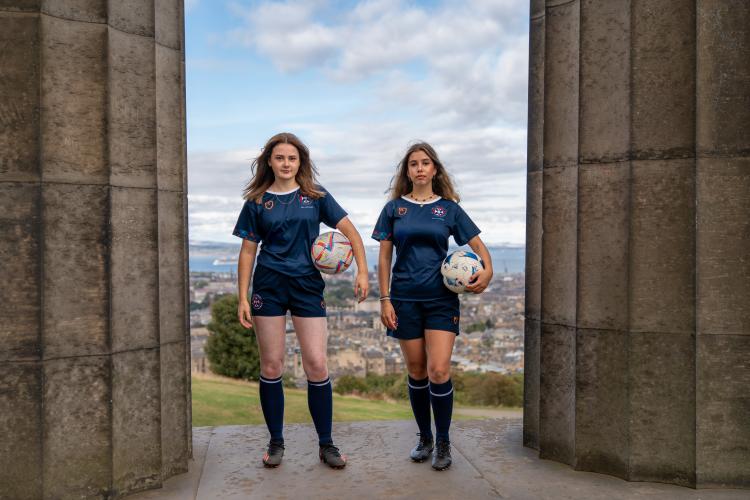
131,419,749,500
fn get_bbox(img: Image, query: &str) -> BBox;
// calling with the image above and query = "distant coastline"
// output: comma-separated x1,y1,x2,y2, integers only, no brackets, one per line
189,241,525,274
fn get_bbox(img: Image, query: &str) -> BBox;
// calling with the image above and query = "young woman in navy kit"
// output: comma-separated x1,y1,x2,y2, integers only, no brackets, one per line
373,142,493,471
233,132,369,469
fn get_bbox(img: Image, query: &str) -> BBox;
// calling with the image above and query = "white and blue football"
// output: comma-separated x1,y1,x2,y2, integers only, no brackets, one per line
441,250,484,293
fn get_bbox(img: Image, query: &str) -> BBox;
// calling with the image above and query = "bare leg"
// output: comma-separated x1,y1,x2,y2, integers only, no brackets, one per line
424,330,455,383
253,316,286,378
291,316,329,381
292,316,336,448
398,338,428,380
253,316,286,444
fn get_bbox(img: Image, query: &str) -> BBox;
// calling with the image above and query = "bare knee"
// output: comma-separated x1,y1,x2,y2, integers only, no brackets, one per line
427,365,451,384
406,361,427,380
260,359,284,379
303,357,329,381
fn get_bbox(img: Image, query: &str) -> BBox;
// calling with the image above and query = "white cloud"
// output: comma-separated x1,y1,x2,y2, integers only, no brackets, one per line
228,0,339,72
187,0,529,245
188,120,528,245
227,0,529,128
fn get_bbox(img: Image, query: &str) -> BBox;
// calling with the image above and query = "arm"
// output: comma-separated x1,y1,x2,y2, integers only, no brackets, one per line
378,240,397,329
464,235,494,294
336,216,369,302
237,238,259,328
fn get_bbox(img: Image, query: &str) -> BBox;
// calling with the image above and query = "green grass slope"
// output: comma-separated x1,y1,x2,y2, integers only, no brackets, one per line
192,374,414,427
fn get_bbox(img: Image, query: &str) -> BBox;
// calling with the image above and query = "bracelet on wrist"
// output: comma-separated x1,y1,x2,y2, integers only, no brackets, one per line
379,296,390,301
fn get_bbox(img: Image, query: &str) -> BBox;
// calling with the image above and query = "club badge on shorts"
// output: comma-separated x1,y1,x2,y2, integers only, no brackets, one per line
252,294,263,310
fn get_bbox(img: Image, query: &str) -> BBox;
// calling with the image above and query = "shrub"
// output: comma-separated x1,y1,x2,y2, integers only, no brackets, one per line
205,294,260,381
333,375,368,395
453,371,523,407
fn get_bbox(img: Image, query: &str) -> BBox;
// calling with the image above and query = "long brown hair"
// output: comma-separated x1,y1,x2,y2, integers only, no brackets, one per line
390,142,460,202
242,132,325,202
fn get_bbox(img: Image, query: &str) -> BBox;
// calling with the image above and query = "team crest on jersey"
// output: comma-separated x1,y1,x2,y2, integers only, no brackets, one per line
398,207,408,216
264,200,274,210
432,206,446,217
251,294,263,309
299,195,313,206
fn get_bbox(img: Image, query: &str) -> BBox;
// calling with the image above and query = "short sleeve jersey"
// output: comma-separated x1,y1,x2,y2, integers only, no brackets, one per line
372,197,480,301
233,186,347,277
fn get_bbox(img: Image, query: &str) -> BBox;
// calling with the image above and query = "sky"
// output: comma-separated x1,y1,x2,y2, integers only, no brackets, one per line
186,0,529,246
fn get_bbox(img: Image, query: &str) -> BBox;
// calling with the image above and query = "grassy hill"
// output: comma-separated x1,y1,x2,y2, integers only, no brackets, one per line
192,373,522,427
192,374,415,427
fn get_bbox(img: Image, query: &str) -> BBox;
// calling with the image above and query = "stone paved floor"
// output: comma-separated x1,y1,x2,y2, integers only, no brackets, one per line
131,419,749,500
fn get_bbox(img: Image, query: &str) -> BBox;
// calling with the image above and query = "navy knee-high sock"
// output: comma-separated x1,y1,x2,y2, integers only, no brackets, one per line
430,379,453,442
307,377,333,445
259,374,284,442
408,375,433,439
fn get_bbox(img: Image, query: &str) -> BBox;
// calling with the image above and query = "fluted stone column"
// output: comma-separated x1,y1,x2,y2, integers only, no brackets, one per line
0,1,190,498
524,0,749,489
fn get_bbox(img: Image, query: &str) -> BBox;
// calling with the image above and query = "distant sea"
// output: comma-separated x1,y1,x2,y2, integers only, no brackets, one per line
190,255,238,274
189,242,525,274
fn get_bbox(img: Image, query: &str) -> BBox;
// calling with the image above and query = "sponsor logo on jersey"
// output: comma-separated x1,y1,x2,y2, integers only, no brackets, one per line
252,294,263,310
432,206,446,218
264,200,274,210
398,207,408,216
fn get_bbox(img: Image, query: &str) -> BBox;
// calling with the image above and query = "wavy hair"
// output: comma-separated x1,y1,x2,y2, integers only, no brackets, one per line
242,132,325,203
389,142,460,202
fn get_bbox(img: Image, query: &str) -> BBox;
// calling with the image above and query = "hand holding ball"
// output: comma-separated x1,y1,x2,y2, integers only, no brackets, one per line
441,250,484,293
311,231,354,274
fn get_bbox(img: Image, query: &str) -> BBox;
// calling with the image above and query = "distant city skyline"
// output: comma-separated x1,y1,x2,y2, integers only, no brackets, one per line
186,0,529,245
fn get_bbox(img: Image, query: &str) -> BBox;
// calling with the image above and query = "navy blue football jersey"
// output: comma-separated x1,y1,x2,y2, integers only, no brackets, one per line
372,197,480,300
233,186,347,277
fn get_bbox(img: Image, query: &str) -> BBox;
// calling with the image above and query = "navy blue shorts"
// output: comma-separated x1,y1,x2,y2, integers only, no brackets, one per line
387,295,460,340
250,265,326,317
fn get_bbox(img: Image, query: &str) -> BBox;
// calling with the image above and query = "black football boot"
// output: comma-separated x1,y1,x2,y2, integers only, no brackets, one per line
410,433,434,462
431,439,452,471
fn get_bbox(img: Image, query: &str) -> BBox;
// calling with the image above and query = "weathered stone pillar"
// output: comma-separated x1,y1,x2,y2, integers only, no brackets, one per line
524,0,749,488
0,1,190,498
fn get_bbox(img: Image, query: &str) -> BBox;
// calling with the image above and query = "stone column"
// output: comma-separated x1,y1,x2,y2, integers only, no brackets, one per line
524,0,749,488
0,1,190,498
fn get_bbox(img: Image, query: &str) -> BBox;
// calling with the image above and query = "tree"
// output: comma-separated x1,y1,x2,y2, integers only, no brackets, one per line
205,294,260,381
